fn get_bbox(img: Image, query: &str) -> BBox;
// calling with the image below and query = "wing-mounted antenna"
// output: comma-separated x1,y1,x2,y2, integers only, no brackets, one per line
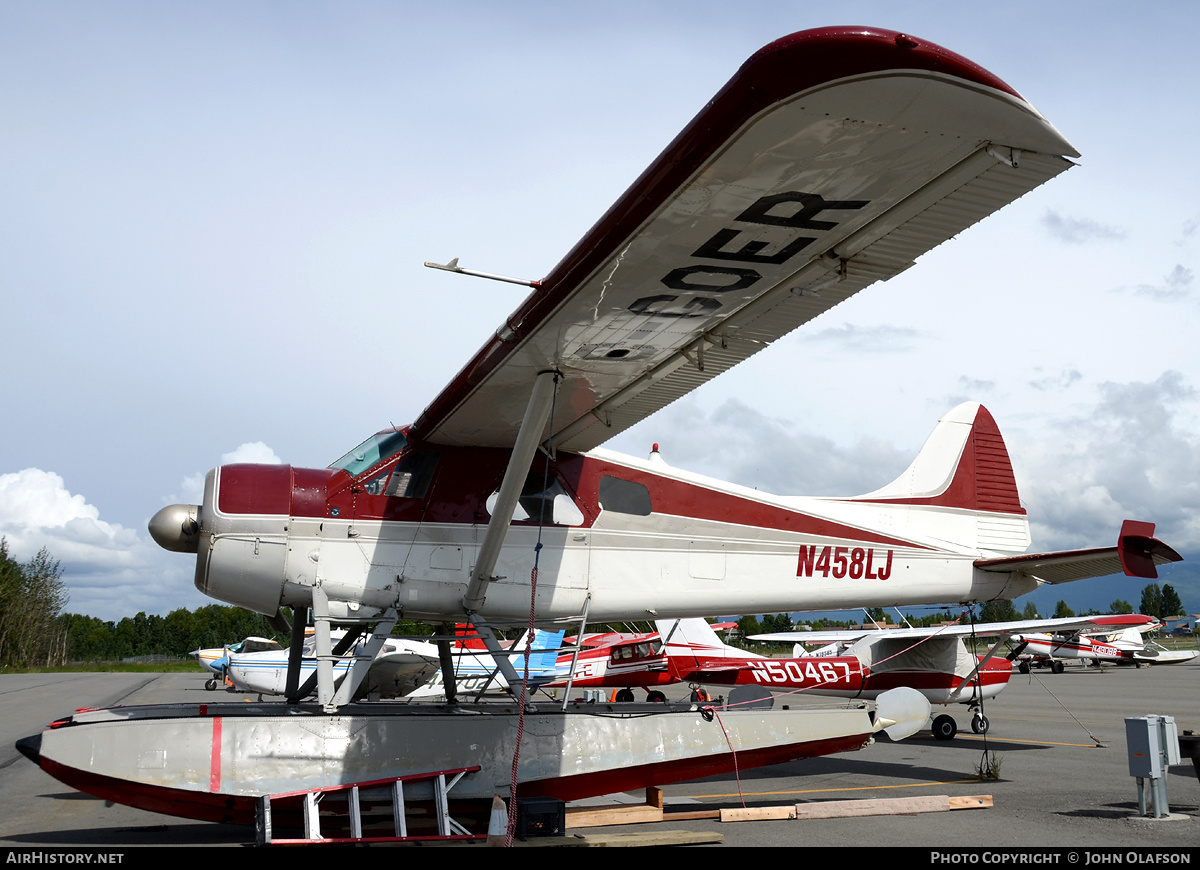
424,258,541,288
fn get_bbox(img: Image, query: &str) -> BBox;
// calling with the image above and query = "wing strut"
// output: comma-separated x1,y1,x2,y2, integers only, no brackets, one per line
460,370,561,691
463,369,560,613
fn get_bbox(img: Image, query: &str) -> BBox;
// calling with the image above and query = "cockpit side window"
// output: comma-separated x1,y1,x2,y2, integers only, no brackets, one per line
329,430,408,477
362,451,440,499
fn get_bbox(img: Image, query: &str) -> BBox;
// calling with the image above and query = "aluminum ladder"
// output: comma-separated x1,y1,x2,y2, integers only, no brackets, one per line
256,765,482,845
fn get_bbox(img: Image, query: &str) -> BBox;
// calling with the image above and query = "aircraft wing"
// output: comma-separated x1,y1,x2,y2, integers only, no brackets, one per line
751,613,1159,644
974,520,1182,583
412,26,1077,452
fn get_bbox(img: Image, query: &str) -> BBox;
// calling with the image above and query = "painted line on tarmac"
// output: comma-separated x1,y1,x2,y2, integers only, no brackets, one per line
957,734,1099,748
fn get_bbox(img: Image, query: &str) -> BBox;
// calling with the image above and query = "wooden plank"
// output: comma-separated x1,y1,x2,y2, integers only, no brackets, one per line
949,795,993,810
565,805,663,829
720,805,798,822
519,831,724,847
662,809,722,821
793,795,964,820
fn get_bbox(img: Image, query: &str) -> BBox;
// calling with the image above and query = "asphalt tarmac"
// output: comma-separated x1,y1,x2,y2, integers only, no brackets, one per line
1,661,1197,850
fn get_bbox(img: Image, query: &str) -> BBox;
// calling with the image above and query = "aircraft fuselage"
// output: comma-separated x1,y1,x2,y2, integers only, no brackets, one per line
162,437,1036,625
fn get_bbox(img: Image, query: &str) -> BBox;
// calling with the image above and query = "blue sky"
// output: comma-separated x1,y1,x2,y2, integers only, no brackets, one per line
2,2,1198,620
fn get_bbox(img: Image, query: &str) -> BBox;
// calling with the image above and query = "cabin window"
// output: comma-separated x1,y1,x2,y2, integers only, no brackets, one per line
486,470,584,526
598,476,652,516
610,639,663,664
362,451,440,499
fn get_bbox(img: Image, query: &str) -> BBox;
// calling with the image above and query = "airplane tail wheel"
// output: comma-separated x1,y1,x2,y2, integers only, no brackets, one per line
971,714,990,734
932,714,958,741
205,679,218,691
1017,661,1030,674
615,688,635,703
647,691,666,703
1051,661,1065,674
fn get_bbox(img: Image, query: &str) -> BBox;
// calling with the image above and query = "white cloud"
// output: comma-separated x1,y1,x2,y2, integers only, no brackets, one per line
807,323,923,353
1132,264,1193,300
174,441,285,504
1005,372,1200,552
221,441,284,465
0,469,206,621
1041,210,1128,245
628,399,911,498
634,375,1200,560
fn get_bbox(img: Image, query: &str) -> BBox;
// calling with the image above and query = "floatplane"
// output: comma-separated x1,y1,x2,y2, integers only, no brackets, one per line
19,26,1180,832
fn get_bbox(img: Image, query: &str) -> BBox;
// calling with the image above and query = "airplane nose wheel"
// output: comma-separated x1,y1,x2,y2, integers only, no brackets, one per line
971,713,990,734
205,679,218,691
932,714,958,741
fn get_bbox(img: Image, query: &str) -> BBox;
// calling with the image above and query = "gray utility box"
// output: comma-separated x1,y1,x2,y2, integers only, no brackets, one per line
1124,715,1181,818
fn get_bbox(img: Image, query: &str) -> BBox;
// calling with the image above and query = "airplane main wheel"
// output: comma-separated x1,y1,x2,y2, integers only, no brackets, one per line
615,689,635,703
205,678,218,691
1051,661,1065,674
971,714,990,734
932,714,958,741
1018,661,1031,675
647,691,666,703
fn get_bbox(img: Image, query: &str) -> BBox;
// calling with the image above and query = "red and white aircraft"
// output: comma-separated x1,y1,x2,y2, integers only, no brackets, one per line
1007,617,1178,672
145,26,1181,711
550,617,1003,739
752,612,1162,738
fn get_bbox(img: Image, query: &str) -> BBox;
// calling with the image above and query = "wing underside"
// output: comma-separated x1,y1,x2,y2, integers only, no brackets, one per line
413,27,1078,452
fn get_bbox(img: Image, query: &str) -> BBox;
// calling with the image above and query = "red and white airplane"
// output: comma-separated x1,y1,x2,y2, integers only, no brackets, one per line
752,612,1162,738
1007,617,1182,672
550,617,1007,739
145,26,1181,710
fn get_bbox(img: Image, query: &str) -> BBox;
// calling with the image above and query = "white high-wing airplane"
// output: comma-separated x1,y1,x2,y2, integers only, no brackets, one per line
1008,619,1199,670
147,26,1180,709
225,626,565,700
224,628,440,699
190,636,283,690
752,612,1163,737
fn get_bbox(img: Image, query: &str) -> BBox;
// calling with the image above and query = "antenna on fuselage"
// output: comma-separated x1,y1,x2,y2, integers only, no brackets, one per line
424,257,541,288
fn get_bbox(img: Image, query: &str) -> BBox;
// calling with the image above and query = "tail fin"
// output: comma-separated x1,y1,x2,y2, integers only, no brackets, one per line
1115,627,1145,645
453,624,487,651
655,618,742,659
858,403,1023,512
524,629,566,673
849,402,1030,554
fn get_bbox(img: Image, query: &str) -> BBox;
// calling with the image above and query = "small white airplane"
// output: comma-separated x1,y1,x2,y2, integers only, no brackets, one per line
224,628,439,700
752,612,1161,738
1009,618,1197,670
190,636,282,690
225,625,565,701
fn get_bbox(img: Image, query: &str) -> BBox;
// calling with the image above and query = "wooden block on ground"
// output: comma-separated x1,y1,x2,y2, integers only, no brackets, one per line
793,795,953,819
565,804,664,829
719,805,798,822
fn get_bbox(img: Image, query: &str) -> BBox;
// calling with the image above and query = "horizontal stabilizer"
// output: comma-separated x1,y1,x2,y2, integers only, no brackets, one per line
974,520,1181,583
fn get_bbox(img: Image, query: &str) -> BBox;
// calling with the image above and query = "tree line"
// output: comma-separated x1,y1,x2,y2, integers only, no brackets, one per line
0,535,290,667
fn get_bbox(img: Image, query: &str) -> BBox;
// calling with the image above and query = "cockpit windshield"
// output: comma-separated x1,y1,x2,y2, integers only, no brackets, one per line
328,430,408,477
